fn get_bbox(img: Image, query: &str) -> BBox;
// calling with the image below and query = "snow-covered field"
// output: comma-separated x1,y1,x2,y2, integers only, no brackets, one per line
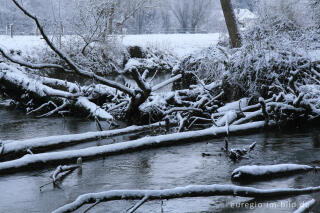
0,33,221,58
0,35,46,54
122,33,221,58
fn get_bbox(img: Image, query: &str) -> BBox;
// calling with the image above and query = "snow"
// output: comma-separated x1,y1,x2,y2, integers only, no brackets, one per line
0,99,14,107
293,199,316,213
124,58,142,71
0,35,46,54
122,33,221,58
233,110,263,125
217,98,248,113
53,184,320,213
0,34,221,59
2,121,166,156
216,110,238,126
309,49,320,62
76,97,113,120
235,9,257,23
0,63,75,98
232,164,316,181
151,74,182,91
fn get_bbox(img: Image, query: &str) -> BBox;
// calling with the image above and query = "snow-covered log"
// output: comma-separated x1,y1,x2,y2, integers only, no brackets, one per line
0,64,113,120
1,121,167,159
293,199,316,213
231,164,320,181
53,184,320,213
215,110,238,126
233,110,263,125
75,97,113,120
0,63,76,99
0,121,268,173
41,77,80,94
151,74,182,91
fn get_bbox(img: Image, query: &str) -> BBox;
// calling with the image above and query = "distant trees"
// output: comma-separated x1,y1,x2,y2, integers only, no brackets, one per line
0,0,74,35
310,0,320,27
171,0,212,33
255,0,316,28
0,0,234,35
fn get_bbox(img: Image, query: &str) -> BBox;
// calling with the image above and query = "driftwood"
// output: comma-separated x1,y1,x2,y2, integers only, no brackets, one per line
40,158,82,191
231,164,320,182
224,138,256,161
52,184,320,213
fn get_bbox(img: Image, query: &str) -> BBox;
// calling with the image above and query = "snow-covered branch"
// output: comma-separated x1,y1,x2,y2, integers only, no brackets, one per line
152,74,182,91
11,0,135,97
76,97,113,120
293,199,316,213
232,164,320,181
53,184,320,213
0,47,66,71
0,64,77,99
1,121,169,159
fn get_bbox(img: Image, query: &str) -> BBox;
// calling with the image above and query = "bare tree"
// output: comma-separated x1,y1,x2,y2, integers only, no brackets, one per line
171,0,212,33
190,0,211,33
0,0,181,121
220,0,242,48
171,0,190,33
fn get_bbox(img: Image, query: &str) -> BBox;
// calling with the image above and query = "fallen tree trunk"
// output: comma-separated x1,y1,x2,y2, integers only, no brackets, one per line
0,121,268,173
53,184,320,213
0,63,76,99
0,63,114,120
0,64,113,120
1,121,168,160
231,164,320,182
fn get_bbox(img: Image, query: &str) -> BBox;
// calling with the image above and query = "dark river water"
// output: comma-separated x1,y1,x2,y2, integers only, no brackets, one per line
1,108,320,213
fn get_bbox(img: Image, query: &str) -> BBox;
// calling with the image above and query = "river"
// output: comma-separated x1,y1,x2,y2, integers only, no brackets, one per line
0,108,320,212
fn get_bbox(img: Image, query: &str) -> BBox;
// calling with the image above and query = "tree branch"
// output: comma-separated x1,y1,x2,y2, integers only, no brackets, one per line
11,0,135,97
53,184,320,213
0,47,66,71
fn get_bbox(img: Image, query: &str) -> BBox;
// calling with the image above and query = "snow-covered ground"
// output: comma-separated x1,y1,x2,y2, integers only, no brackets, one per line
122,33,221,58
0,35,46,54
0,33,221,58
